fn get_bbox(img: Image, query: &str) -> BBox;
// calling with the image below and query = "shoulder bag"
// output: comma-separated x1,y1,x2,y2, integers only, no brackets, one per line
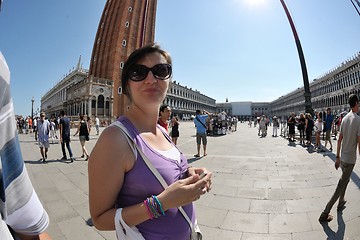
195,116,207,130
112,121,202,240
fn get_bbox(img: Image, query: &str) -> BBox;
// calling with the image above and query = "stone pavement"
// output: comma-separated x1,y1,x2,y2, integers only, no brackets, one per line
18,122,360,240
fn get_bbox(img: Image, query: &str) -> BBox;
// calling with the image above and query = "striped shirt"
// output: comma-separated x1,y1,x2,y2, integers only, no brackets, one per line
0,51,49,239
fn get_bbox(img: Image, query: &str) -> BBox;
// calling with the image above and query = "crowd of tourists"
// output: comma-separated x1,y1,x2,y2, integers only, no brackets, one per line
14,113,101,163
251,107,346,153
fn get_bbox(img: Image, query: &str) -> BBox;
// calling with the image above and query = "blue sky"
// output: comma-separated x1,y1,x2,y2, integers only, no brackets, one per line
1,0,359,117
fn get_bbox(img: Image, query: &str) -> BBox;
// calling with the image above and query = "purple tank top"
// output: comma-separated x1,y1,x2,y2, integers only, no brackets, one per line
115,116,195,240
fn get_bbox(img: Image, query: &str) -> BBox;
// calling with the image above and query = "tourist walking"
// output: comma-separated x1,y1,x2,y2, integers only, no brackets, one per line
194,109,210,157
73,115,90,161
95,115,100,135
259,115,267,137
315,112,323,151
305,113,314,146
37,112,50,163
170,114,180,145
49,118,57,144
233,117,238,131
297,113,306,145
272,116,279,137
33,116,38,141
88,44,212,239
28,116,33,133
324,107,334,151
59,110,74,162
319,94,360,222
287,112,296,142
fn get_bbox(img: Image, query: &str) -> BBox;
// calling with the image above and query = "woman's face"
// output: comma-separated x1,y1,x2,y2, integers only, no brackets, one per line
128,52,170,108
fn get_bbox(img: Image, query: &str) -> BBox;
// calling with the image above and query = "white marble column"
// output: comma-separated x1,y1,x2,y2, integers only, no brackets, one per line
88,98,92,116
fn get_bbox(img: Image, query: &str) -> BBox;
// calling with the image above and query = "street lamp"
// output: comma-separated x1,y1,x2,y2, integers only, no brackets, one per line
280,0,314,116
31,96,34,119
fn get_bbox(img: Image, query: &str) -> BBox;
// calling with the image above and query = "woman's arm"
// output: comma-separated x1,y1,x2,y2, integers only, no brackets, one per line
89,126,168,229
73,122,81,136
88,126,135,230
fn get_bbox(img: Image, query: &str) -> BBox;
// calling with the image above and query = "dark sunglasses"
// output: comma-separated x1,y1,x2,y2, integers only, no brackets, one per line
128,64,172,81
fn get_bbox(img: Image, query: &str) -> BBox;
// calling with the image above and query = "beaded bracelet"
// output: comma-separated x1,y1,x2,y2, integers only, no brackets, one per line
143,199,153,220
144,195,165,219
152,195,165,216
147,197,161,218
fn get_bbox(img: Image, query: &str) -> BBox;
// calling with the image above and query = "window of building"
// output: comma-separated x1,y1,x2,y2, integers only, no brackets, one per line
98,95,104,108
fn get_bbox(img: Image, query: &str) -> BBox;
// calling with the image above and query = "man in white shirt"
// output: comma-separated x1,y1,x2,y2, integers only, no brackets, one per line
95,116,100,135
319,94,360,222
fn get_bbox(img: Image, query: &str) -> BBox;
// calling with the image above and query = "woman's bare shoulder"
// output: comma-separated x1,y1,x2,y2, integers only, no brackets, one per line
90,125,135,168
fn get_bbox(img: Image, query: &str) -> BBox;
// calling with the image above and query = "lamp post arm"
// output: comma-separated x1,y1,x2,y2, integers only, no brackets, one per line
350,0,360,16
280,0,313,116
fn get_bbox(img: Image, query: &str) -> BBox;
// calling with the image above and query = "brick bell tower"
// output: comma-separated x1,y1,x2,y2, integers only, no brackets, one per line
88,0,157,118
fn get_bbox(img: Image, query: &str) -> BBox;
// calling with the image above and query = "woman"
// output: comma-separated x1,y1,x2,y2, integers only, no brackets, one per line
297,113,306,145
170,115,180,144
88,44,212,240
49,118,57,144
315,112,323,150
287,112,296,142
272,116,279,137
73,114,90,160
305,113,314,145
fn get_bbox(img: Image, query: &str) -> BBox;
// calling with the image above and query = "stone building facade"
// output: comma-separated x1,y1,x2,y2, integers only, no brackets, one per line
165,81,216,120
271,52,360,117
41,57,113,123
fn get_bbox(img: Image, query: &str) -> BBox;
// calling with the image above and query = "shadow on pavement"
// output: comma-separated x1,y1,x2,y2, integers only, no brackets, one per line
325,153,360,189
24,158,75,164
320,211,345,240
86,218,94,227
187,157,204,164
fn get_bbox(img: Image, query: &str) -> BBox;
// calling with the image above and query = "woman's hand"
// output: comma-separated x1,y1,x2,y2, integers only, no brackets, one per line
188,167,212,192
157,170,212,211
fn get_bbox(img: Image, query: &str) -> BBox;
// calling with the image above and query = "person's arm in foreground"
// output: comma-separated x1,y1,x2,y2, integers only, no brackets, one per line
16,232,52,240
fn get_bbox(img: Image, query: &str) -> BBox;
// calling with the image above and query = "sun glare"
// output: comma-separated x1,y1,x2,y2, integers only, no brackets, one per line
244,0,266,7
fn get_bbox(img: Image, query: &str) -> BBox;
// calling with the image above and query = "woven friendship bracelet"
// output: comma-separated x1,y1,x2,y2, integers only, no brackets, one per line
143,199,153,220
144,196,165,219
152,195,165,216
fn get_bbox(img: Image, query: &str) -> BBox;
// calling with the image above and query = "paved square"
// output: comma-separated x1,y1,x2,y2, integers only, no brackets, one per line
19,121,360,240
